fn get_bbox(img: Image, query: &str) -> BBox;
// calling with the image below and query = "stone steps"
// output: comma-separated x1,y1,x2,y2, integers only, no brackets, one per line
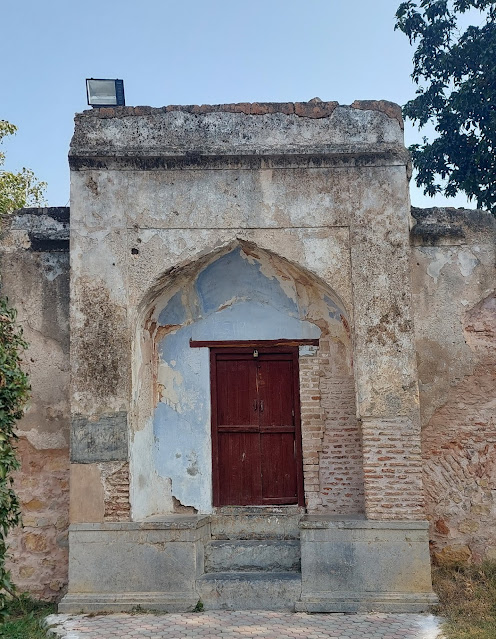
200,513,303,610
210,513,302,540
204,539,301,573
197,571,302,611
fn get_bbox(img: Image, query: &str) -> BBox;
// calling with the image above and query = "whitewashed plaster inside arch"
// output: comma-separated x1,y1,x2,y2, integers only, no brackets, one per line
130,245,350,518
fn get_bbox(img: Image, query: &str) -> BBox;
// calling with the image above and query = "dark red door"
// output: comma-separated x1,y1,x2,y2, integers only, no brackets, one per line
211,348,304,506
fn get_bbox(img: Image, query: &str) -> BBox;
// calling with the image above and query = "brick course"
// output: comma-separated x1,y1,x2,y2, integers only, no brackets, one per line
423,294,496,560
299,338,365,514
362,418,425,520
299,351,324,510
99,462,131,522
320,375,364,513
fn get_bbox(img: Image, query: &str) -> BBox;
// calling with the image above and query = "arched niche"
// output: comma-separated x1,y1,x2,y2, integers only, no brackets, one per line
130,241,356,519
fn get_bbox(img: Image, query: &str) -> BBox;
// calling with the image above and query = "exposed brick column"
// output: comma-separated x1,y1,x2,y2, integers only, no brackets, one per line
299,347,324,510
99,462,131,521
320,374,365,514
350,167,425,521
361,418,423,519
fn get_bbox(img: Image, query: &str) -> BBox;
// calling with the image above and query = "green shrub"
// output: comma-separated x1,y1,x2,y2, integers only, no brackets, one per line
0,297,30,618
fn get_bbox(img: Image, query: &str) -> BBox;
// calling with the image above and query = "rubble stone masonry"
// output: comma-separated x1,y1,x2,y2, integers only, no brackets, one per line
0,208,70,600
412,208,496,561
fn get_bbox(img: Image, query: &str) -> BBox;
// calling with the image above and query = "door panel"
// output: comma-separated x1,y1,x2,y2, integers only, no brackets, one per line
258,358,294,430
218,432,262,505
260,432,298,503
216,358,257,429
211,348,303,507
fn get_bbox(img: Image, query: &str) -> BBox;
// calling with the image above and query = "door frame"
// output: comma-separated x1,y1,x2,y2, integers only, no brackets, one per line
209,344,305,508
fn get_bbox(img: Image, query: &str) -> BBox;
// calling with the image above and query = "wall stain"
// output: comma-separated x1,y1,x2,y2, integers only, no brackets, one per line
76,281,126,402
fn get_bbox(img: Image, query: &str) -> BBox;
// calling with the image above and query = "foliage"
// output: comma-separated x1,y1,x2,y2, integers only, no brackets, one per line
0,596,54,638
0,121,46,215
193,599,204,613
432,561,496,639
0,298,30,618
395,1,496,214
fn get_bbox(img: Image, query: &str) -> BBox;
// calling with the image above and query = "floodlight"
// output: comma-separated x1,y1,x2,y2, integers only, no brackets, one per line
86,79,125,107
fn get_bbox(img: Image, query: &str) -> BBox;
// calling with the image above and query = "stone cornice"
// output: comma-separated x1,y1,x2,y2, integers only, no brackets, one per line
70,103,407,171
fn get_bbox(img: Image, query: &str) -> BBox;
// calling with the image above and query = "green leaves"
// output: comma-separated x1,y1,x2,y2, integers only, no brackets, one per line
0,298,29,616
0,122,42,617
396,1,496,213
0,120,46,215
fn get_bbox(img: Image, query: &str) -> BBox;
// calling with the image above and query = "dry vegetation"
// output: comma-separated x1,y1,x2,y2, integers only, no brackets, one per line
433,562,496,639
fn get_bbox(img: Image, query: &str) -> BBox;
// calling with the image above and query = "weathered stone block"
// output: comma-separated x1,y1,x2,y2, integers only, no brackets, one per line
71,412,128,462
296,516,437,613
433,545,472,565
69,464,104,522
204,540,300,573
197,572,301,611
59,517,210,613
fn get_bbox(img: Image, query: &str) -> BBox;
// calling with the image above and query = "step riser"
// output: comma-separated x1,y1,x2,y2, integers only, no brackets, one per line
211,515,301,540
197,573,301,611
205,540,300,573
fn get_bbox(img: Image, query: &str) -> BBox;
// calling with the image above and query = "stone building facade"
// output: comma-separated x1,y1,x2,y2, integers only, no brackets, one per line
1,100,494,610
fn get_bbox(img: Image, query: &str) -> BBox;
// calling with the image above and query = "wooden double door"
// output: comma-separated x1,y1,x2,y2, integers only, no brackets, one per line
210,347,304,507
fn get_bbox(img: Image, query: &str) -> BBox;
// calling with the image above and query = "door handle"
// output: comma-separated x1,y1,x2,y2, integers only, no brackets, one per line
253,400,258,411
259,400,264,413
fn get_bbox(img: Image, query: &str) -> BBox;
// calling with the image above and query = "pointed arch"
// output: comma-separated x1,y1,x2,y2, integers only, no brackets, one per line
129,240,363,519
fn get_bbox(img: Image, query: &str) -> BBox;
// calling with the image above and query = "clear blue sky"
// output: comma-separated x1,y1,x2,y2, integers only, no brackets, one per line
1,0,472,208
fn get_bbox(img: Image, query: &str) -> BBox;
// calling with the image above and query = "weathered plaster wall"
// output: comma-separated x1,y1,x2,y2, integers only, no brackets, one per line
0,208,70,600
412,208,496,561
69,100,420,523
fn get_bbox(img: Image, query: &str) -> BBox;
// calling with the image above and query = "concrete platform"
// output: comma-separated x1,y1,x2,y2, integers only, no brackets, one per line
297,516,438,613
58,518,210,614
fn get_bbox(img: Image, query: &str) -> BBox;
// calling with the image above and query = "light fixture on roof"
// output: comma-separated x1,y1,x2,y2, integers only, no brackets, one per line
86,78,125,107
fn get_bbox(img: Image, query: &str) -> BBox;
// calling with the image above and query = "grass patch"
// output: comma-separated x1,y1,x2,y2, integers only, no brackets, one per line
433,562,496,639
1,596,55,639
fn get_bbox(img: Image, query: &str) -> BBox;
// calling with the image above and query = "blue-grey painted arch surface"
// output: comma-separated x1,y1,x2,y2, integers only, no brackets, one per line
152,247,344,512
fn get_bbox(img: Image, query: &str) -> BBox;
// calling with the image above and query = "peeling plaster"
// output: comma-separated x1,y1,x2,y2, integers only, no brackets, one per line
457,249,479,277
130,419,173,520
132,245,348,515
195,249,299,317
39,253,66,282
156,361,183,409
425,249,452,282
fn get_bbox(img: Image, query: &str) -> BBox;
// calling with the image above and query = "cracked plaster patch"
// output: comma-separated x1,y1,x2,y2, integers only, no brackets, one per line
426,250,452,282
457,249,479,277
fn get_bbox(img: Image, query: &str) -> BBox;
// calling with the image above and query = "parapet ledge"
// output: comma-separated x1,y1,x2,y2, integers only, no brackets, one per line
411,206,496,246
75,98,403,127
70,99,407,169
1,207,70,253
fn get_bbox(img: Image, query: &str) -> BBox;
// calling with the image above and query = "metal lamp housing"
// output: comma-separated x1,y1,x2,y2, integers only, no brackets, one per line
86,79,125,107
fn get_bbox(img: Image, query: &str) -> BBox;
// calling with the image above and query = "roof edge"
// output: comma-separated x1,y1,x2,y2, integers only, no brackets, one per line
75,99,403,128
